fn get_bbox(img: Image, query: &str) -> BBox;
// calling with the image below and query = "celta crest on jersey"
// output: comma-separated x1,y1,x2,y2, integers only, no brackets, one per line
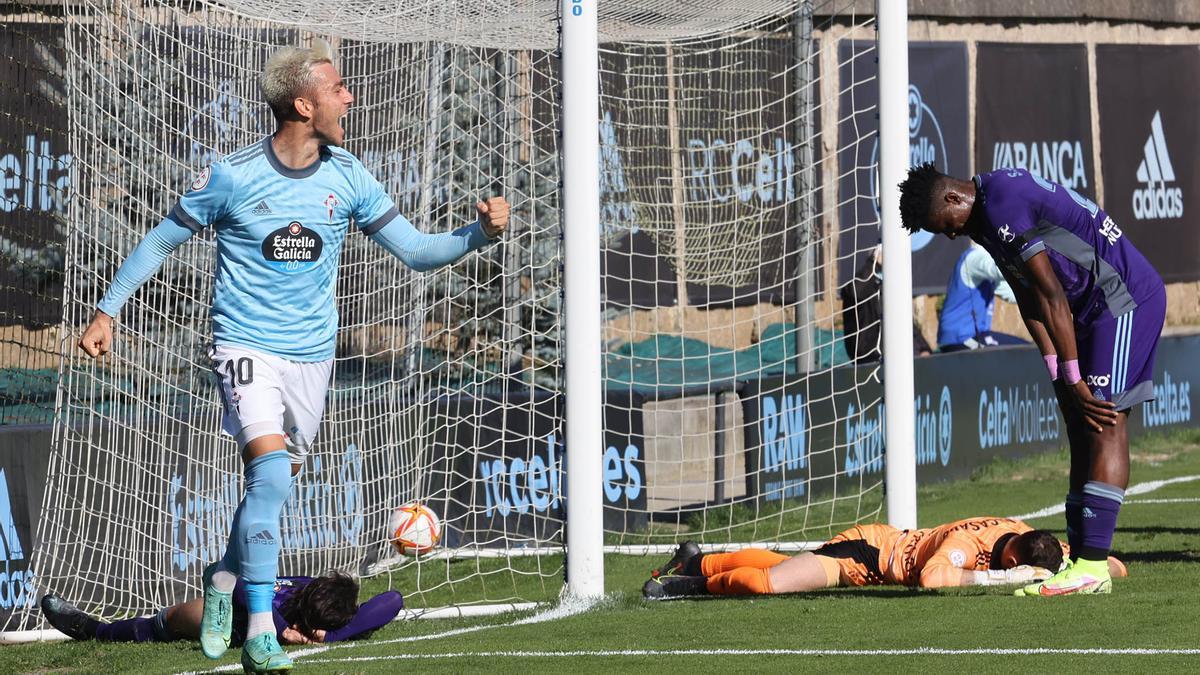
262,221,323,272
323,193,339,224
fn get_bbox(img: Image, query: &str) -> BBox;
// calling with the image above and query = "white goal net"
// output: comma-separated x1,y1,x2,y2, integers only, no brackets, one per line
1,0,892,632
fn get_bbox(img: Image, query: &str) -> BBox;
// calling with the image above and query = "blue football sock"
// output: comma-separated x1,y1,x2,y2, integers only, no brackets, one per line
244,581,276,618
1079,481,1124,561
226,450,291,584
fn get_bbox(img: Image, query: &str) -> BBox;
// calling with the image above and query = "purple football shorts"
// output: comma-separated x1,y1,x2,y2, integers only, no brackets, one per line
1076,285,1166,410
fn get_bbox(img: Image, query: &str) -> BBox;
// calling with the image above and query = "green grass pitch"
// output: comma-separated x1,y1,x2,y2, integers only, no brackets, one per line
5,430,1199,674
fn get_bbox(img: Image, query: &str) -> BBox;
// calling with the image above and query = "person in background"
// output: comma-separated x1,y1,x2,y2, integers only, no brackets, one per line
937,242,1028,352
841,244,932,363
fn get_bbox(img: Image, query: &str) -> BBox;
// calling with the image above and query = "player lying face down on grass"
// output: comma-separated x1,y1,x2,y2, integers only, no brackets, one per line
40,573,402,646
898,164,1165,597
643,517,1128,599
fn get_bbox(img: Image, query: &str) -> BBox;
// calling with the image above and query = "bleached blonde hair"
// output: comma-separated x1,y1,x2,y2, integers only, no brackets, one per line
261,38,334,120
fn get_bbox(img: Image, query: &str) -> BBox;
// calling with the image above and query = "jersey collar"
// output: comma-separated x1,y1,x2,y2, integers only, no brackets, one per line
263,136,325,179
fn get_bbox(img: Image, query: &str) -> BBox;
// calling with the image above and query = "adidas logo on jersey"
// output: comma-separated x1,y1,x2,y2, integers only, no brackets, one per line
247,529,276,545
1131,111,1183,220
251,201,272,216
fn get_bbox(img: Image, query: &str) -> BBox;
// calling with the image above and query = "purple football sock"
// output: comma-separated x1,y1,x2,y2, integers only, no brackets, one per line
95,617,158,642
94,607,174,642
1079,481,1124,561
1064,492,1083,560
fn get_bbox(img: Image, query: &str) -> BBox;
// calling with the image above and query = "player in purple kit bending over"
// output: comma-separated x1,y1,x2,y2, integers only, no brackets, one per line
40,573,402,646
898,163,1166,596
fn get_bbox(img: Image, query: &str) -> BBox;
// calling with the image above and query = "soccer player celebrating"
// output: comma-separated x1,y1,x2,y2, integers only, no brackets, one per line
642,517,1127,599
41,573,401,646
898,164,1165,597
77,39,507,671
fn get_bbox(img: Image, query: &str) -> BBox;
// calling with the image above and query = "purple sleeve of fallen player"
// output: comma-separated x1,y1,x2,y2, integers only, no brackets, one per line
322,591,404,642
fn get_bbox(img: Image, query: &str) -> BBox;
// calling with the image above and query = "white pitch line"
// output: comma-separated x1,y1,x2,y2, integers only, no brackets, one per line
179,596,594,675
294,647,1200,664
184,617,540,673
1009,474,1200,521
1125,498,1200,505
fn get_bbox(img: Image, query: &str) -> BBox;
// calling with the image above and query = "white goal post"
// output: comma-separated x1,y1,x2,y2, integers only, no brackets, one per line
561,0,606,601
877,0,917,530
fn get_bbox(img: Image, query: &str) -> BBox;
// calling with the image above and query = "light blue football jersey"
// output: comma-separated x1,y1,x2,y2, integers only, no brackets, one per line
164,138,399,360
98,136,492,361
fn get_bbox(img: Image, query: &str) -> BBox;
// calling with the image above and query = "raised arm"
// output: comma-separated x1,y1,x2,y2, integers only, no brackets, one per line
366,198,507,271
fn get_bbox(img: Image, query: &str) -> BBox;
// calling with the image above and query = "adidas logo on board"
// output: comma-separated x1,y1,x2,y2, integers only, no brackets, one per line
1131,111,1183,220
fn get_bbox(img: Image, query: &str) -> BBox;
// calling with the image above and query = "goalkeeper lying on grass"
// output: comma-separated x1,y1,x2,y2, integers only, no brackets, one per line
643,517,1127,599
41,572,402,646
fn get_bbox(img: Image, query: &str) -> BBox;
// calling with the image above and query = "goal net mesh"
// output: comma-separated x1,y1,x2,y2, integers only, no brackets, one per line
1,0,887,629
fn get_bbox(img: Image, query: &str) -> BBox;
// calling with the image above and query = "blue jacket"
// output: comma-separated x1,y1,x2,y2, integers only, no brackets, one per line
937,246,1014,347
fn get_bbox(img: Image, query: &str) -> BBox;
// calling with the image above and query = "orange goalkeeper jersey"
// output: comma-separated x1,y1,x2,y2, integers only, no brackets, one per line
889,517,1033,587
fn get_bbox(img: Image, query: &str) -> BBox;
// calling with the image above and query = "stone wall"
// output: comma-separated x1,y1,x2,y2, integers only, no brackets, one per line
606,14,1200,355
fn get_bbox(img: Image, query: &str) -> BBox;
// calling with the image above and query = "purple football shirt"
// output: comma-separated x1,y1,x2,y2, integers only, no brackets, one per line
969,169,1163,326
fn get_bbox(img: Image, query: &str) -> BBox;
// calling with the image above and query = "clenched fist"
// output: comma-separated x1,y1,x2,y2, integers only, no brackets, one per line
476,196,510,239
79,310,114,358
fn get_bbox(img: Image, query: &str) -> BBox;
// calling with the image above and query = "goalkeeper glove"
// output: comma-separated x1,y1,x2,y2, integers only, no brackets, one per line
972,565,1053,586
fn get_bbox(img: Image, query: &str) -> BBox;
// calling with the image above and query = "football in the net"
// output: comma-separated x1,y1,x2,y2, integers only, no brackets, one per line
389,502,441,556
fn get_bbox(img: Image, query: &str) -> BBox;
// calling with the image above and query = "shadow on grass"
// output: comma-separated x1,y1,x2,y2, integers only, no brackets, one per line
641,587,981,604
784,588,978,600
1119,526,1200,536
1113,550,1200,564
